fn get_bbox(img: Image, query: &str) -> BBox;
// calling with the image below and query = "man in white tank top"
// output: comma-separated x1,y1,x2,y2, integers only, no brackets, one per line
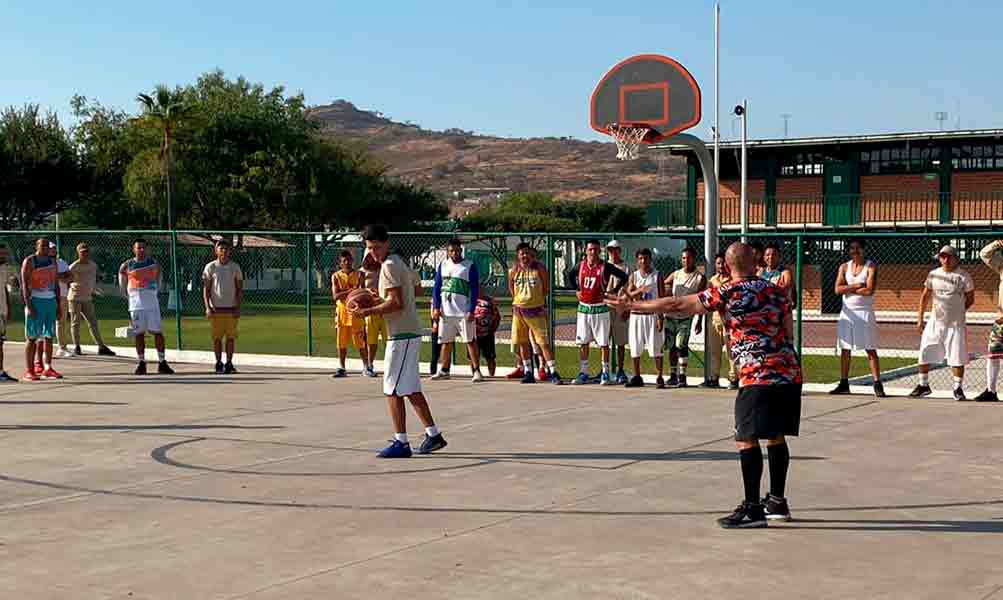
623,248,665,388
662,247,706,387
829,240,885,397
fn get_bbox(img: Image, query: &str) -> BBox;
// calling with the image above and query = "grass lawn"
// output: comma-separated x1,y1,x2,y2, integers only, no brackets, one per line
5,298,914,384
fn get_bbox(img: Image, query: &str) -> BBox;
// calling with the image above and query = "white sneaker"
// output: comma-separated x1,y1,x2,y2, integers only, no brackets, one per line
430,371,450,380
57,349,73,358
471,371,484,383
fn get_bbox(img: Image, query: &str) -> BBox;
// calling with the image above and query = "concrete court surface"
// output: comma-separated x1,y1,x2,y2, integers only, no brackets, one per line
1,351,1002,600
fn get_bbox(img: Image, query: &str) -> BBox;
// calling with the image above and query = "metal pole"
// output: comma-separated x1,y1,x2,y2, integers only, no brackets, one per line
795,234,803,356
714,2,720,186
740,100,748,242
305,233,314,357
665,133,718,384
546,234,555,358
170,229,183,352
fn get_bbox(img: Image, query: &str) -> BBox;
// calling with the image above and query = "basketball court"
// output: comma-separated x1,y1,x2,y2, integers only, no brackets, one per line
1,351,1002,598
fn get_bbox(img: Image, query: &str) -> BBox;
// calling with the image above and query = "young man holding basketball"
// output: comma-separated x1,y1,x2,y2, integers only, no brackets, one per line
609,242,802,528
430,239,483,383
623,248,665,388
509,242,561,384
351,225,446,458
360,251,385,378
976,239,1003,402
332,250,369,378
574,239,627,385
663,247,706,387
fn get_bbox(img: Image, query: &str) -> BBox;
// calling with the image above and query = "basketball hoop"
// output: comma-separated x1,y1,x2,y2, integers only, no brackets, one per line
607,124,650,161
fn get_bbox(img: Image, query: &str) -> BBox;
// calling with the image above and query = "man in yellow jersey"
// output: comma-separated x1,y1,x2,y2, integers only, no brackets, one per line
508,242,561,384
705,252,738,389
361,250,385,377
332,250,370,378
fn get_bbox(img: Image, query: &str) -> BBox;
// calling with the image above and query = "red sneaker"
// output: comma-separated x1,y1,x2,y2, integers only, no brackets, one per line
537,367,547,381
41,368,63,379
505,367,525,380
33,362,43,375
22,370,40,382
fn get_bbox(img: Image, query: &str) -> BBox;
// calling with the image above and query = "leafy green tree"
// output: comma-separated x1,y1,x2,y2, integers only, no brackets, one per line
134,85,196,229
0,105,81,229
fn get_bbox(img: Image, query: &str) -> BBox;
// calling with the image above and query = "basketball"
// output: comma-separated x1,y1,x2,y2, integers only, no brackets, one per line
346,288,377,312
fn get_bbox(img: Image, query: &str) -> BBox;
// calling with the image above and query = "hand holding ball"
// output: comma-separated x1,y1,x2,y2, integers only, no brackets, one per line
346,289,378,315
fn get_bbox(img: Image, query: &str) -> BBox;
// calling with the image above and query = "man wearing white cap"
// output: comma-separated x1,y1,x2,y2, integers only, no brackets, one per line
910,245,975,400
975,239,1003,402
605,240,631,384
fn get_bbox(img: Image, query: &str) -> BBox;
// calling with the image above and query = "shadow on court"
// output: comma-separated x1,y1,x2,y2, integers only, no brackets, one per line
788,517,1003,533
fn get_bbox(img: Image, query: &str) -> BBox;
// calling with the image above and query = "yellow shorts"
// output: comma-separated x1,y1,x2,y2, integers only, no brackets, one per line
365,314,388,346
512,309,549,346
337,323,366,350
210,313,239,340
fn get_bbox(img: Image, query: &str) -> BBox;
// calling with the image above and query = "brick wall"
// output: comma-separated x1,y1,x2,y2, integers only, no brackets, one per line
776,177,823,224
860,174,939,222
696,179,766,225
952,172,1003,220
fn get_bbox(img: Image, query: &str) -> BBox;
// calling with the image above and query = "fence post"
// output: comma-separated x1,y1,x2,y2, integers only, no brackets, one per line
170,229,183,352
795,234,803,357
546,234,555,358
305,233,314,357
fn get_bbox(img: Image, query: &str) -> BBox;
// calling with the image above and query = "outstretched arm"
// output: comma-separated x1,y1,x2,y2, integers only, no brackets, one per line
608,292,708,317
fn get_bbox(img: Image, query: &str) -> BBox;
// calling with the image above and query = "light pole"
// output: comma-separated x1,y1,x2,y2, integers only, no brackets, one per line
734,101,748,241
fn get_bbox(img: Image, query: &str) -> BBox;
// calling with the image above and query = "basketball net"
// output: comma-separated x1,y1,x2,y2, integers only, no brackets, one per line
608,124,649,161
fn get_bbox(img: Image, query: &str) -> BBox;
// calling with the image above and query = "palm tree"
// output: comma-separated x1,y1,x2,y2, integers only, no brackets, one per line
135,86,193,229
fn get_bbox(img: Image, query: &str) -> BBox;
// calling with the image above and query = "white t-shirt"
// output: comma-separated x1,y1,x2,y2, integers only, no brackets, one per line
57,258,69,298
203,260,244,308
925,267,974,326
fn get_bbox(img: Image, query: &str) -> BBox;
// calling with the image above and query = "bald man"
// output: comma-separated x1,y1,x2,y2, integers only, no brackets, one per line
609,242,802,529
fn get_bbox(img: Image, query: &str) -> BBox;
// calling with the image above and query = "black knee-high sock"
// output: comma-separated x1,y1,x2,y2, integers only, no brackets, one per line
768,442,790,498
739,446,763,504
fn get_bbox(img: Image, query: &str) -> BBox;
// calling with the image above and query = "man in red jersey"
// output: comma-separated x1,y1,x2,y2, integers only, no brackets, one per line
572,239,627,386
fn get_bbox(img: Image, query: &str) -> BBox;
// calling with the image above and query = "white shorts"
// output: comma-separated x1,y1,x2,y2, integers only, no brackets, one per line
919,320,968,367
129,306,162,334
383,337,422,396
439,315,474,344
576,309,611,347
629,313,664,359
836,307,878,351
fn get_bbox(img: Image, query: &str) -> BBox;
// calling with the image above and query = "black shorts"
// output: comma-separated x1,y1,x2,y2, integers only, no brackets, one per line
734,383,802,441
477,335,496,361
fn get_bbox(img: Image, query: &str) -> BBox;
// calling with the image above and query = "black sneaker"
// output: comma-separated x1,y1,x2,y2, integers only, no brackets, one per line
416,433,447,454
717,501,767,529
829,380,851,395
974,390,1000,402
763,494,792,522
666,373,679,387
0,371,17,383
873,382,887,398
728,379,740,390
157,361,175,375
655,376,665,389
134,361,147,375
97,346,117,357
215,361,225,374
73,346,83,356
625,374,644,388
699,379,720,389
908,384,932,398
224,362,236,374
954,387,968,401
676,377,688,388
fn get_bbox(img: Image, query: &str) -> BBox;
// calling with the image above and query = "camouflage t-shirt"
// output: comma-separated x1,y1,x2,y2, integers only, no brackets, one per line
697,277,802,387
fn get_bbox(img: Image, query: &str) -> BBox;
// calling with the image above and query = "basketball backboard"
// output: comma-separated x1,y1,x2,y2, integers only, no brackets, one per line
589,54,701,144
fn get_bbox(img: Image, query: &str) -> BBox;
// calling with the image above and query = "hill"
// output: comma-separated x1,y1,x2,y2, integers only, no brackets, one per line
307,100,686,212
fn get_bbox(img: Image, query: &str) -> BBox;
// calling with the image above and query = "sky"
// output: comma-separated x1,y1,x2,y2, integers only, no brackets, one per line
4,0,1003,142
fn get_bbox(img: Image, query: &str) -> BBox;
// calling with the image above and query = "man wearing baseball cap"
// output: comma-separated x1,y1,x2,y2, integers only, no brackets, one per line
910,245,975,400
605,240,630,384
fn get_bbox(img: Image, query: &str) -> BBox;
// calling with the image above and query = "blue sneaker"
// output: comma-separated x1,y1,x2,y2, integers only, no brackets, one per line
572,372,590,385
615,371,629,385
599,372,612,386
520,371,536,384
377,440,412,458
549,371,563,385
332,368,347,379
417,433,448,454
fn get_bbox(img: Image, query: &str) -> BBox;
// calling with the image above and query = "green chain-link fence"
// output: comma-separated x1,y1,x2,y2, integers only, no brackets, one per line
2,229,1000,393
